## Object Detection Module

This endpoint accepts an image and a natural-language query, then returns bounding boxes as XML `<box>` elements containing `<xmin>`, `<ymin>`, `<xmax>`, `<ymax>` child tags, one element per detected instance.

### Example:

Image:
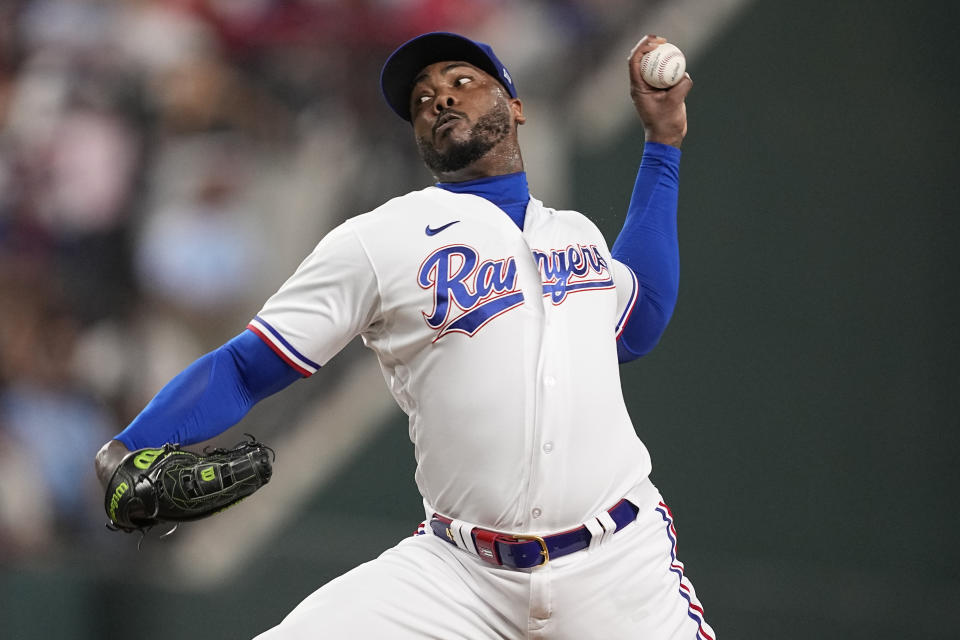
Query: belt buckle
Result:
<box><xmin>510</xmin><ymin>534</ymin><xmax>550</xmax><ymax>567</ymax></box>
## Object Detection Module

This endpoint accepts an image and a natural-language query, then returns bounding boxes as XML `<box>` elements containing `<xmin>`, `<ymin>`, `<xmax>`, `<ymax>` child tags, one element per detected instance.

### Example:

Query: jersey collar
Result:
<box><xmin>435</xmin><ymin>172</ymin><xmax>530</xmax><ymax>230</ymax></box>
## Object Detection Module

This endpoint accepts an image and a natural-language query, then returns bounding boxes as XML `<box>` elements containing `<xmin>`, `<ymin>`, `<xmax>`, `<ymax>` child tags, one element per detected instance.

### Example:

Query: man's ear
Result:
<box><xmin>511</xmin><ymin>98</ymin><xmax>526</xmax><ymax>126</ymax></box>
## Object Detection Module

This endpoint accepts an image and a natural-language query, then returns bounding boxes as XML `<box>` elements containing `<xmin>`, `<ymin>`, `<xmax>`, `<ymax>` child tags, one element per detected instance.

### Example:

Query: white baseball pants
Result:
<box><xmin>254</xmin><ymin>484</ymin><xmax>715</xmax><ymax>639</ymax></box>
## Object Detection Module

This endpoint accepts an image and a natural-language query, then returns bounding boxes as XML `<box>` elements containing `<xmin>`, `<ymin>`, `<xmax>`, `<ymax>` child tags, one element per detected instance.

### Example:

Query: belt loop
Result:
<box><xmin>584</xmin><ymin>517</ymin><xmax>605</xmax><ymax>552</ymax></box>
<box><xmin>596</xmin><ymin>510</ymin><xmax>617</xmax><ymax>546</ymax></box>
<box><xmin>448</xmin><ymin>519</ymin><xmax>477</xmax><ymax>554</ymax></box>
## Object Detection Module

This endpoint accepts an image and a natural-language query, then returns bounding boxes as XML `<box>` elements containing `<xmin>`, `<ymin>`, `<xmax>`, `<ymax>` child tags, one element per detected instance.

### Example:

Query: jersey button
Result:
<box><xmin>542</xmin><ymin>441</ymin><xmax>554</xmax><ymax>453</ymax></box>
<box><xmin>531</xmin><ymin>507</ymin><xmax>542</xmax><ymax>519</ymax></box>
<box><xmin>544</xmin><ymin>375</ymin><xmax>556</xmax><ymax>387</ymax></box>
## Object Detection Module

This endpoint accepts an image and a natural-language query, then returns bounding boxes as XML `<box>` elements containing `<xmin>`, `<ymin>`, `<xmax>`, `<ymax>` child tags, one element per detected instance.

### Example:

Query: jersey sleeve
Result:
<box><xmin>610</xmin><ymin>258</ymin><xmax>641</xmax><ymax>339</ymax></box>
<box><xmin>115</xmin><ymin>330</ymin><xmax>301</xmax><ymax>449</ymax></box>
<box><xmin>610</xmin><ymin>142</ymin><xmax>682</xmax><ymax>362</ymax></box>
<box><xmin>248</xmin><ymin>221</ymin><xmax>380</xmax><ymax>375</ymax></box>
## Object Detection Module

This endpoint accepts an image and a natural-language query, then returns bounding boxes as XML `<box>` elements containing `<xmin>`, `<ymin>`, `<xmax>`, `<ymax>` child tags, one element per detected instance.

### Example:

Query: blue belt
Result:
<box><xmin>429</xmin><ymin>499</ymin><xmax>639</xmax><ymax>569</ymax></box>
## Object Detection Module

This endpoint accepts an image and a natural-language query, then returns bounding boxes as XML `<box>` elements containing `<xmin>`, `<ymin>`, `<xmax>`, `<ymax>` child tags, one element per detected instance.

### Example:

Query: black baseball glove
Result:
<box><xmin>105</xmin><ymin>435</ymin><xmax>274</xmax><ymax>534</ymax></box>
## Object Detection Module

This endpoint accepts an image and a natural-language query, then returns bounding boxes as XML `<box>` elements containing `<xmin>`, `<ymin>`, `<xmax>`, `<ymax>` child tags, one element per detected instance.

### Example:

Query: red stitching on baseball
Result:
<box><xmin>640</xmin><ymin>54</ymin><xmax>651</xmax><ymax>78</ymax></box>
<box><xmin>657</xmin><ymin>51</ymin><xmax>679</xmax><ymax>84</ymax></box>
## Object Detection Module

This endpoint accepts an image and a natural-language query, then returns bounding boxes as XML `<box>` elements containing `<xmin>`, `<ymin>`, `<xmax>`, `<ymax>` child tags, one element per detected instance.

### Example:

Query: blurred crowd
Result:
<box><xmin>0</xmin><ymin>0</ymin><xmax>641</xmax><ymax>561</ymax></box>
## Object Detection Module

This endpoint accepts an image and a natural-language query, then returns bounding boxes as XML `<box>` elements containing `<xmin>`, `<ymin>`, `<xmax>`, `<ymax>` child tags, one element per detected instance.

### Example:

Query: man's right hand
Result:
<box><xmin>628</xmin><ymin>35</ymin><xmax>693</xmax><ymax>148</ymax></box>
<box><xmin>95</xmin><ymin>439</ymin><xmax>131</xmax><ymax>488</ymax></box>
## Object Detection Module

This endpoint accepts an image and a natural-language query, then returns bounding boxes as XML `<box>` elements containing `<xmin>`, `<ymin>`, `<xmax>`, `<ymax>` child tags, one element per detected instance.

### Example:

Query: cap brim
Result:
<box><xmin>380</xmin><ymin>32</ymin><xmax>511</xmax><ymax>122</ymax></box>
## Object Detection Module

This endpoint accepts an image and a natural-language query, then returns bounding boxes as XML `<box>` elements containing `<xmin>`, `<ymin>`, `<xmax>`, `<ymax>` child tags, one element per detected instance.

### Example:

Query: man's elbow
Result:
<box><xmin>616</xmin><ymin>303</ymin><xmax>674</xmax><ymax>363</ymax></box>
<box><xmin>617</xmin><ymin>333</ymin><xmax>660</xmax><ymax>363</ymax></box>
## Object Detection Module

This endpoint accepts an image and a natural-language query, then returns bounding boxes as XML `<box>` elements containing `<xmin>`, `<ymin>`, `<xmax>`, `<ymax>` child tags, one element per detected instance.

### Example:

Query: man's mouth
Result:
<box><xmin>433</xmin><ymin>111</ymin><xmax>465</xmax><ymax>137</ymax></box>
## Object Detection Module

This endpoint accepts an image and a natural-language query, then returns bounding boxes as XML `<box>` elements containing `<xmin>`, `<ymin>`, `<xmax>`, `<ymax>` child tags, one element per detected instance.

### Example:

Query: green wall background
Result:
<box><xmin>3</xmin><ymin>1</ymin><xmax>958</xmax><ymax>638</ymax></box>
<box><xmin>573</xmin><ymin>1</ymin><xmax>960</xmax><ymax>636</ymax></box>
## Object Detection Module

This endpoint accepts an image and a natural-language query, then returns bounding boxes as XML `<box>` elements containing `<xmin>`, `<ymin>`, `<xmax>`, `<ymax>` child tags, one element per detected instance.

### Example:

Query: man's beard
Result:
<box><xmin>416</xmin><ymin>102</ymin><xmax>512</xmax><ymax>175</ymax></box>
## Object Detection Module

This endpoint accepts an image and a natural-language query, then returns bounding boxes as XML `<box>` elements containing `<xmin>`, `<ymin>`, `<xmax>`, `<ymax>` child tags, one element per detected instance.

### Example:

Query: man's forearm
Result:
<box><xmin>95</xmin><ymin>330</ymin><xmax>301</xmax><ymax>484</ymax></box>
<box><xmin>612</xmin><ymin>142</ymin><xmax>681</xmax><ymax>361</ymax></box>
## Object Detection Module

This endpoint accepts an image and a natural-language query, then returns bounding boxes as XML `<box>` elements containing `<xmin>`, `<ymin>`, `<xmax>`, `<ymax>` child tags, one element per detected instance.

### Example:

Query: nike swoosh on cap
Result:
<box><xmin>425</xmin><ymin>221</ymin><xmax>460</xmax><ymax>236</ymax></box>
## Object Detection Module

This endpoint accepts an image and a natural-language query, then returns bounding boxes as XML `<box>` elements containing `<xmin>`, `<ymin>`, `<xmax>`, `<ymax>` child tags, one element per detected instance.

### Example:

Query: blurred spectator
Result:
<box><xmin>0</xmin><ymin>273</ymin><xmax>117</xmax><ymax>556</ymax></box>
<box><xmin>0</xmin><ymin>426</ymin><xmax>55</xmax><ymax>558</ymax></box>
<box><xmin>135</xmin><ymin>133</ymin><xmax>262</xmax><ymax>322</ymax></box>
<box><xmin>40</xmin><ymin>92</ymin><xmax>139</xmax><ymax>236</ymax></box>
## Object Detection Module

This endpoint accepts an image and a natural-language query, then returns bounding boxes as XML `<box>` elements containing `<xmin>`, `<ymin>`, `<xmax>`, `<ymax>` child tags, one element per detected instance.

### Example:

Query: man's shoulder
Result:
<box><xmin>333</xmin><ymin>186</ymin><xmax>481</xmax><ymax>260</ymax></box>
<box><xmin>349</xmin><ymin>185</ymin><xmax>516</xmax><ymax>235</ymax></box>
<box><xmin>530</xmin><ymin>197</ymin><xmax>604</xmax><ymax>234</ymax></box>
<box><xmin>340</xmin><ymin>187</ymin><xmax>444</xmax><ymax>229</ymax></box>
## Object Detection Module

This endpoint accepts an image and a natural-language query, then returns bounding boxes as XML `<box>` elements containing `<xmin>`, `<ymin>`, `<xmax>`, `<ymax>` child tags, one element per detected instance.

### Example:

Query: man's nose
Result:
<box><xmin>433</xmin><ymin>93</ymin><xmax>456</xmax><ymax>113</ymax></box>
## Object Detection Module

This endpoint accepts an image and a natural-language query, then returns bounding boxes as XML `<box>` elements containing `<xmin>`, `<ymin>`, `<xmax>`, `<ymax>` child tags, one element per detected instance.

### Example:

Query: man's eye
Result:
<box><xmin>417</xmin><ymin>95</ymin><xmax>432</xmax><ymax>104</ymax></box>
<box><xmin>455</xmin><ymin>77</ymin><xmax>472</xmax><ymax>86</ymax></box>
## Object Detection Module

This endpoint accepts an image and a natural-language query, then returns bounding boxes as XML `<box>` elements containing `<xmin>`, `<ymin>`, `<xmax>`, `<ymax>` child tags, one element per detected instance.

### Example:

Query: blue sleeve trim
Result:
<box><xmin>115</xmin><ymin>329</ymin><xmax>301</xmax><ymax>449</ymax></box>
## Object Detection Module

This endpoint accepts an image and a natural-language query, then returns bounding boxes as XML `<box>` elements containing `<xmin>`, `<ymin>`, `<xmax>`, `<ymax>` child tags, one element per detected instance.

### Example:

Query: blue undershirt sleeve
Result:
<box><xmin>611</xmin><ymin>142</ymin><xmax>682</xmax><ymax>363</ymax></box>
<box><xmin>114</xmin><ymin>329</ymin><xmax>302</xmax><ymax>450</ymax></box>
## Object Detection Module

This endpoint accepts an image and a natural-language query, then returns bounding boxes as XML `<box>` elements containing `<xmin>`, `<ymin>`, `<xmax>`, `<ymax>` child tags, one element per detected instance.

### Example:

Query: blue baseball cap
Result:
<box><xmin>380</xmin><ymin>32</ymin><xmax>518</xmax><ymax>122</ymax></box>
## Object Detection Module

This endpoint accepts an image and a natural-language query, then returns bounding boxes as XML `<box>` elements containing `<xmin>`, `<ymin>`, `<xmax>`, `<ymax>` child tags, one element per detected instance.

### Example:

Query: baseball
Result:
<box><xmin>639</xmin><ymin>42</ymin><xmax>686</xmax><ymax>89</ymax></box>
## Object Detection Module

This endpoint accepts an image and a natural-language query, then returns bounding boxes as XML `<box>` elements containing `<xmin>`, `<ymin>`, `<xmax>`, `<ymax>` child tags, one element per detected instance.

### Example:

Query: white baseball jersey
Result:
<box><xmin>249</xmin><ymin>186</ymin><xmax>649</xmax><ymax>534</ymax></box>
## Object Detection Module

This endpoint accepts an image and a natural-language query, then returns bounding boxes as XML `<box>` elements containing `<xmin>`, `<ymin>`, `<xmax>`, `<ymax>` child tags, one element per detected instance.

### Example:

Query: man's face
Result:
<box><xmin>409</xmin><ymin>61</ymin><xmax>520</xmax><ymax>176</ymax></box>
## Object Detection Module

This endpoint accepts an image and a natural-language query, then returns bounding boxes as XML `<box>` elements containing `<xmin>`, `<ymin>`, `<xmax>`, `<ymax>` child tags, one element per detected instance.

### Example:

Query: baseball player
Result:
<box><xmin>95</xmin><ymin>32</ymin><xmax>712</xmax><ymax>639</ymax></box>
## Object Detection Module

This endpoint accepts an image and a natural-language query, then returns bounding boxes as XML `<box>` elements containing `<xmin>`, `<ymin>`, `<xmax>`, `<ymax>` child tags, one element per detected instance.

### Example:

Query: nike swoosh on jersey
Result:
<box><xmin>425</xmin><ymin>221</ymin><xmax>460</xmax><ymax>236</ymax></box>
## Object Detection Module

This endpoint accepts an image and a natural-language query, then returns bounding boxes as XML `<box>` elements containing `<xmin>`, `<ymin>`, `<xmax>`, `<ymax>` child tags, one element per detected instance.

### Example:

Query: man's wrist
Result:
<box><xmin>641</xmin><ymin>141</ymin><xmax>683</xmax><ymax>163</ymax></box>
<box><xmin>644</xmin><ymin>130</ymin><xmax>684</xmax><ymax>148</ymax></box>
<box><xmin>95</xmin><ymin>439</ymin><xmax>131</xmax><ymax>488</ymax></box>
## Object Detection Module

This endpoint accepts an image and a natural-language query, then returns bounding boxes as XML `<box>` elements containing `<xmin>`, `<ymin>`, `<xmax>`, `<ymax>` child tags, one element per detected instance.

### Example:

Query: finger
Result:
<box><xmin>666</xmin><ymin>73</ymin><xmax>693</xmax><ymax>100</ymax></box>
<box><xmin>628</xmin><ymin>34</ymin><xmax>668</xmax><ymax>64</ymax></box>
<box><xmin>628</xmin><ymin>35</ymin><xmax>666</xmax><ymax>62</ymax></box>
